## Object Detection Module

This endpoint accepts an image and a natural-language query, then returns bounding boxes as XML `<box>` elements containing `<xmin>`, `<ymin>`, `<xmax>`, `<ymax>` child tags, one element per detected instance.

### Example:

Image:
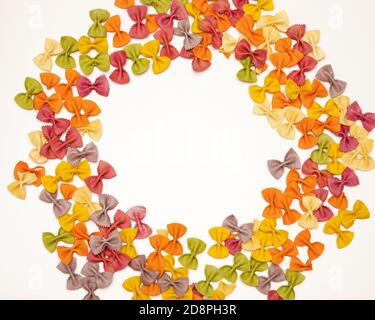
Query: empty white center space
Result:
<box><xmin>98</xmin><ymin>56</ymin><xmax>295</xmax><ymax>234</ymax></box>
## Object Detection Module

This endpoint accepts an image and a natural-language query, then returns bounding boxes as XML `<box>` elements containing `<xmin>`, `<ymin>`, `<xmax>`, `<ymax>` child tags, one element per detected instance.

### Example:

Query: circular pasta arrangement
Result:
<box><xmin>7</xmin><ymin>0</ymin><xmax>375</xmax><ymax>300</ymax></box>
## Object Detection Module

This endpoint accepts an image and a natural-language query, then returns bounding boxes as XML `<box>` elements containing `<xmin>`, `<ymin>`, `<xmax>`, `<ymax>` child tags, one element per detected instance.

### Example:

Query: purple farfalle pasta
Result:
<box><xmin>158</xmin><ymin>273</ymin><xmax>189</xmax><ymax>297</ymax></box>
<box><xmin>67</xmin><ymin>142</ymin><xmax>99</xmax><ymax>167</ymax></box>
<box><xmin>222</xmin><ymin>215</ymin><xmax>253</xmax><ymax>243</ymax></box>
<box><xmin>316</xmin><ymin>64</ymin><xmax>347</xmax><ymax>98</ymax></box>
<box><xmin>129</xmin><ymin>255</ymin><xmax>159</xmax><ymax>285</ymax></box>
<box><xmin>56</xmin><ymin>257</ymin><xmax>82</xmax><ymax>290</ymax></box>
<box><xmin>90</xmin><ymin>230</ymin><xmax>122</xmax><ymax>255</ymax></box>
<box><xmin>257</xmin><ymin>264</ymin><xmax>285</xmax><ymax>295</ymax></box>
<box><xmin>91</xmin><ymin>194</ymin><xmax>119</xmax><ymax>227</ymax></box>
<box><xmin>39</xmin><ymin>189</ymin><xmax>71</xmax><ymax>218</ymax></box>
<box><xmin>174</xmin><ymin>19</ymin><xmax>202</xmax><ymax>50</ymax></box>
<box><xmin>267</xmin><ymin>148</ymin><xmax>301</xmax><ymax>180</ymax></box>
<box><xmin>81</xmin><ymin>262</ymin><xmax>113</xmax><ymax>289</ymax></box>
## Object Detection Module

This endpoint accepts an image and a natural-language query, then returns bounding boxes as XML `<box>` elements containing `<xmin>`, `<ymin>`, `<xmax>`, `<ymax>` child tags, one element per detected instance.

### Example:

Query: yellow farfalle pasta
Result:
<box><xmin>277</xmin><ymin>107</ymin><xmax>305</xmax><ymax>140</ymax></box>
<box><xmin>298</xmin><ymin>196</ymin><xmax>322</xmax><ymax>230</ymax></box>
<box><xmin>252</xmin><ymin>99</ymin><xmax>284</xmax><ymax>129</ymax></box>
<box><xmin>249</xmin><ymin>76</ymin><xmax>280</xmax><ymax>103</ymax></box>
<box><xmin>28</xmin><ymin>131</ymin><xmax>47</xmax><ymax>164</ymax></box>
<box><xmin>257</xmin><ymin>10</ymin><xmax>289</xmax><ymax>32</ymax></box>
<box><xmin>207</xmin><ymin>227</ymin><xmax>231</xmax><ymax>259</ymax></box>
<box><xmin>302</xmin><ymin>30</ymin><xmax>325</xmax><ymax>61</ymax></box>
<box><xmin>120</xmin><ymin>228</ymin><xmax>138</xmax><ymax>258</ymax></box>
<box><xmin>72</xmin><ymin>186</ymin><xmax>101</xmax><ymax>215</ymax></box>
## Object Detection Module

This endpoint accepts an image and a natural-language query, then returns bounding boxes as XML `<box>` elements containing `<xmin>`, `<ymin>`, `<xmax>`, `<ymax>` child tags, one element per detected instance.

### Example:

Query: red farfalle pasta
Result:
<box><xmin>199</xmin><ymin>16</ymin><xmax>223</xmax><ymax>49</ymax></box>
<box><xmin>286</xmin><ymin>24</ymin><xmax>312</xmax><ymax>55</ymax></box>
<box><xmin>40</xmin><ymin>126</ymin><xmax>83</xmax><ymax>160</ymax></box>
<box><xmin>109</xmin><ymin>51</ymin><xmax>130</xmax><ymax>84</ymax></box>
<box><xmin>84</xmin><ymin>160</ymin><xmax>117</xmax><ymax>194</ymax></box>
<box><xmin>235</xmin><ymin>39</ymin><xmax>267</xmax><ymax>68</ymax></box>
<box><xmin>127</xmin><ymin>5</ymin><xmax>150</xmax><ymax>39</ymax></box>
<box><xmin>156</xmin><ymin>0</ymin><xmax>187</xmax><ymax>28</ymax></box>
<box><xmin>154</xmin><ymin>27</ymin><xmax>179</xmax><ymax>60</ymax></box>
<box><xmin>288</xmin><ymin>55</ymin><xmax>317</xmax><ymax>86</ymax></box>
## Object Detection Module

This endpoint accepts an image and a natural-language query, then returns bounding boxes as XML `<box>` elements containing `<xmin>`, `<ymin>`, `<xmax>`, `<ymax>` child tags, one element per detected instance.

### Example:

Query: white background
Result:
<box><xmin>0</xmin><ymin>0</ymin><xmax>374</xmax><ymax>300</ymax></box>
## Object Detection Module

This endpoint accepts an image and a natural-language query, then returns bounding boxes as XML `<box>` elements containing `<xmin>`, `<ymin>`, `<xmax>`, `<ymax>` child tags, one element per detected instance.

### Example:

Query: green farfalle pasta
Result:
<box><xmin>178</xmin><ymin>237</ymin><xmax>206</xmax><ymax>270</ymax></box>
<box><xmin>141</xmin><ymin>0</ymin><xmax>171</xmax><ymax>13</ymax></box>
<box><xmin>219</xmin><ymin>253</ymin><xmax>250</xmax><ymax>283</ymax></box>
<box><xmin>56</xmin><ymin>36</ymin><xmax>78</xmax><ymax>69</ymax></box>
<box><xmin>125</xmin><ymin>44</ymin><xmax>150</xmax><ymax>75</ymax></box>
<box><xmin>276</xmin><ymin>269</ymin><xmax>305</xmax><ymax>300</ymax></box>
<box><xmin>42</xmin><ymin>228</ymin><xmax>74</xmax><ymax>253</ymax></box>
<box><xmin>79</xmin><ymin>52</ymin><xmax>110</xmax><ymax>75</ymax></box>
<box><xmin>237</xmin><ymin>57</ymin><xmax>257</xmax><ymax>83</ymax></box>
<box><xmin>196</xmin><ymin>265</ymin><xmax>223</xmax><ymax>297</ymax></box>
<box><xmin>311</xmin><ymin>133</ymin><xmax>334</xmax><ymax>165</ymax></box>
<box><xmin>14</xmin><ymin>77</ymin><xmax>43</xmax><ymax>110</ymax></box>
<box><xmin>88</xmin><ymin>9</ymin><xmax>110</xmax><ymax>38</ymax></box>
<box><xmin>240</xmin><ymin>258</ymin><xmax>269</xmax><ymax>287</ymax></box>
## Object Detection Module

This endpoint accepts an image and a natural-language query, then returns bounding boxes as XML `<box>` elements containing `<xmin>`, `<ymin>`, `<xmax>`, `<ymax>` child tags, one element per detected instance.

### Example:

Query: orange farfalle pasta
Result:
<box><xmin>165</xmin><ymin>223</ymin><xmax>187</xmax><ymax>256</ymax></box>
<box><xmin>193</xmin><ymin>0</ymin><xmax>209</xmax><ymax>14</ymax></box>
<box><xmin>146</xmin><ymin>14</ymin><xmax>159</xmax><ymax>33</ymax></box>
<box><xmin>40</xmin><ymin>72</ymin><xmax>61</xmax><ymax>89</ymax></box>
<box><xmin>261</xmin><ymin>188</ymin><xmax>283</xmax><ymax>219</ymax></box>
<box><xmin>290</xmin><ymin>229</ymin><xmax>324</xmax><ymax>272</ymax></box>
<box><xmin>295</xmin><ymin>118</ymin><xmax>317</xmax><ymax>149</ymax></box>
<box><xmin>204</xmin><ymin>3</ymin><xmax>231</xmax><ymax>33</ymax></box>
<box><xmin>312</xmin><ymin>116</ymin><xmax>341</xmax><ymax>136</ymax></box>
<box><xmin>140</xmin><ymin>281</ymin><xmax>161</xmax><ymax>297</ymax></box>
<box><xmin>146</xmin><ymin>235</ymin><xmax>169</xmax><ymax>275</ymax></box>
<box><xmin>272</xmin><ymin>91</ymin><xmax>302</xmax><ymax>109</ymax></box>
<box><xmin>235</xmin><ymin>15</ymin><xmax>265</xmax><ymax>47</ymax></box>
<box><xmin>71</xmin><ymin>222</ymin><xmax>90</xmax><ymax>241</ymax></box>
<box><xmin>328</xmin><ymin>192</ymin><xmax>348</xmax><ymax>210</ymax></box>
<box><xmin>114</xmin><ymin>0</ymin><xmax>135</xmax><ymax>9</ymax></box>
<box><xmin>64</xmin><ymin>96</ymin><xmax>101</xmax><ymax>128</ymax></box>
<box><xmin>192</xmin><ymin>32</ymin><xmax>212</xmax><ymax>62</ymax></box>
<box><xmin>33</xmin><ymin>91</ymin><xmax>63</xmax><ymax>113</ymax></box>
<box><xmin>104</xmin><ymin>15</ymin><xmax>131</xmax><ymax>48</ymax></box>
<box><xmin>285</xmin><ymin>169</ymin><xmax>317</xmax><ymax>201</ymax></box>
<box><xmin>57</xmin><ymin>239</ymin><xmax>88</xmax><ymax>265</ymax></box>
<box><xmin>60</xmin><ymin>183</ymin><xmax>78</xmax><ymax>200</ymax></box>
<box><xmin>274</xmin><ymin>191</ymin><xmax>301</xmax><ymax>225</ymax></box>
<box><xmin>275</xmin><ymin>38</ymin><xmax>303</xmax><ymax>67</ymax></box>
<box><xmin>55</xmin><ymin>69</ymin><xmax>81</xmax><ymax>100</ymax></box>
<box><xmin>300</xmin><ymin>79</ymin><xmax>328</xmax><ymax>109</ymax></box>
<box><xmin>268</xmin><ymin>53</ymin><xmax>290</xmax><ymax>84</ymax></box>
<box><xmin>13</xmin><ymin>161</ymin><xmax>45</xmax><ymax>187</ymax></box>
<box><xmin>269</xmin><ymin>239</ymin><xmax>298</xmax><ymax>265</ymax></box>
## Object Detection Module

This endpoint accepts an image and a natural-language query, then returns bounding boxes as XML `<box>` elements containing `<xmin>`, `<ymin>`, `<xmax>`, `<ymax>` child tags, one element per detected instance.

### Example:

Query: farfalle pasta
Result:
<box><xmin>7</xmin><ymin>0</ymin><xmax>374</xmax><ymax>301</ymax></box>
